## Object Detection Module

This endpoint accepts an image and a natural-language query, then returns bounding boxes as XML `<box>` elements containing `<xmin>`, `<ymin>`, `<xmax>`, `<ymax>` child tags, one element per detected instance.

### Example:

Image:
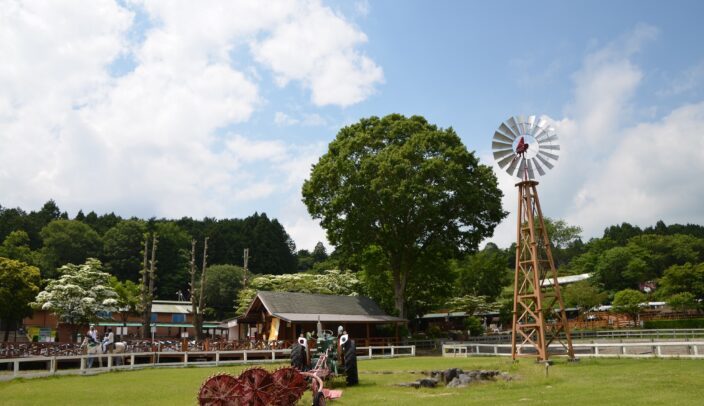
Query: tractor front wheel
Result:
<box><xmin>290</xmin><ymin>343</ymin><xmax>307</xmax><ymax>370</ymax></box>
<box><xmin>343</xmin><ymin>339</ymin><xmax>358</xmax><ymax>386</ymax></box>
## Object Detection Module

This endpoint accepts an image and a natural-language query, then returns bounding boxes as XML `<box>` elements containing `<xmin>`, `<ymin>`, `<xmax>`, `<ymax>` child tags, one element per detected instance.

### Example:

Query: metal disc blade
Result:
<box><xmin>506</xmin><ymin>156</ymin><xmax>520</xmax><ymax>175</ymax></box>
<box><xmin>493</xmin><ymin>148</ymin><xmax>515</xmax><ymax>161</ymax></box>
<box><xmin>493</xmin><ymin>131</ymin><xmax>514</xmax><ymax>144</ymax></box>
<box><xmin>538</xmin><ymin>144</ymin><xmax>560</xmax><ymax>151</ymax></box>
<box><xmin>527</xmin><ymin>116</ymin><xmax>538</xmax><ymax>136</ymax></box>
<box><xmin>492</xmin><ymin>140</ymin><xmax>513</xmax><ymax>150</ymax></box>
<box><xmin>517</xmin><ymin>115</ymin><xmax>527</xmax><ymax>135</ymax></box>
<box><xmin>526</xmin><ymin>159</ymin><xmax>535</xmax><ymax>179</ymax></box>
<box><xmin>507</xmin><ymin>117</ymin><xmax>521</xmax><ymax>137</ymax></box>
<box><xmin>497</xmin><ymin>153</ymin><xmax>515</xmax><ymax>169</ymax></box>
<box><xmin>498</xmin><ymin>122</ymin><xmax>518</xmax><ymax>140</ymax></box>
<box><xmin>538</xmin><ymin>150</ymin><xmax>559</xmax><ymax>161</ymax></box>
<box><xmin>515</xmin><ymin>157</ymin><xmax>526</xmax><ymax>177</ymax></box>
<box><xmin>531</xmin><ymin>158</ymin><xmax>545</xmax><ymax>176</ymax></box>
<box><xmin>536</xmin><ymin>154</ymin><xmax>554</xmax><ymax>170</ymax></box>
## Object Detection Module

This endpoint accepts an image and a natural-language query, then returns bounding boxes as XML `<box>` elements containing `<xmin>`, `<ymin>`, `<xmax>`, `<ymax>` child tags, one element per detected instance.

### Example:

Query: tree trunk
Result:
<box><xmin>196</xmin><ymin>237</ymin><xmax>209</xmax><ymax>340</ymax></box>
<box><xmin>391</xmin><ymin>263</ymin><xmax>409</xmax><ymax>319</ymax></box>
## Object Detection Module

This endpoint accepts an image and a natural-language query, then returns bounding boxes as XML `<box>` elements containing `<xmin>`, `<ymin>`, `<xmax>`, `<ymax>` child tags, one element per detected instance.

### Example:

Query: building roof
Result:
<box><xmin>239</xmin><ymin>291</ymin><xmax>406</xmax><ymax>324</ymax></box>
<box><xmin>151</xmin><ymin>300</ymin><xmax>192</xmax><ymax>314</ymax></box>
<box><xmin>542</xmin><ymin>272</ymin><xmax>591</xmax><ymax>286</ymax></box>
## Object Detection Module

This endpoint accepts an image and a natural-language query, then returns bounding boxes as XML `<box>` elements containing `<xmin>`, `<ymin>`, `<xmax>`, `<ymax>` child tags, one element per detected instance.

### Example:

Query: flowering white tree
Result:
<box><xmin>33</xmin><ymin>258</ymin><xmax>118</xmax><ymax>341</ymax></box>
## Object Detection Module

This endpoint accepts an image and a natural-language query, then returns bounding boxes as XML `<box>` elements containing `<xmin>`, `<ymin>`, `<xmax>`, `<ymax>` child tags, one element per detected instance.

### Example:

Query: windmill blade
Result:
<box><xmin>496</xmin><ymin>153</ymin><xmax>515</xmax><ymax>169</ymax></box>
<box><xmin>506</xmin><ymin>156</ymin><xmax>520</xmax><ymax>175</ymax></box>
<box><xmin>531</xmin><ymin>158</ymin><xmax>546</xmax><ymax>176</ymax></box>
<box><xmin>516</xmin><ymin>157</ymin><xmax>526</xmax><ymax>177</ymax></box>
<box><xmin>493</xmin><ymin>131</ymin><xmax>514</xmax><ymax>144</ymax></box>
<box><xmin>516</xmin><ymin>115</ymin><xmax>526</xmax><ymax>134</ymax></box>
<box><xmin>507</xmin><ymin>116</ymin><xmax>521</xmax><ymax>137</ymax></box>
<box><xmin>493</xmin><ymin>148</ymin><xmax>514</xmax><ymax>161</ymax></box>
<box><xmin>536</xmin><ymin>154</ymin><xmax>554</xmax><ymax>170</ymax></box>
<box><xmin>527</xmin><ymin>115</ymin><xmax>536</xmax><ymax>134</ymax></box>
<box><xmin>538</xmin><ymin>150</ymin><xmax>559</xmax><ymax>161</ymax></box>
<box><xmin>526</xmin><ymin>159</ymin><xmax>535</xmax><ymax>179</ymax></box>
<box><xmin>538</xmin><ymin>144</ymin><xmax>560</xmax><ymax>151</ymax></box>
<box><xmin>499</xmin><ymin>122</ymin><xmax>519</xmax><ymax>139</ymax></box>
<box><xmin>492</xmin><ymin>140</ymin><xmax>513</xmax><ymax>150</ymax></box>
<box><xmin>497</xmin><ymin>153</ymin><xmax>515</xmax><ymax>169</ymax></box>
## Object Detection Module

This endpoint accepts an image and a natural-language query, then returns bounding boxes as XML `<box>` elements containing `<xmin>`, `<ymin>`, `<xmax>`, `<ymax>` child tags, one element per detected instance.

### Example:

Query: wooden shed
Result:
<box><xmin>231</xmin><ymin>291</ymin><xmax>407</xmax><ymax>345</ymax></box>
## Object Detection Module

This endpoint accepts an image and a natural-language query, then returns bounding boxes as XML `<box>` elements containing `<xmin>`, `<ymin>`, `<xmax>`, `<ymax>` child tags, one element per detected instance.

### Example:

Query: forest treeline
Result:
<box><xmin>2</xmin><ymin>200</ymin><xmax>704</xmax><ymax>323</ymax></box>
<box><xmin>0</xmin><ymin>200</ymin><xmax>333</xmax><ymax>299</ymax></box>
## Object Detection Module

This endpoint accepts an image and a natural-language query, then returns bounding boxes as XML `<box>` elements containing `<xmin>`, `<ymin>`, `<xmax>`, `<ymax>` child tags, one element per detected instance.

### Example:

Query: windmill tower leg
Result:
<box><xmin>511</xmin><ymin>180</ymin><xmax>575</xmax><ymax>361</ymax></box>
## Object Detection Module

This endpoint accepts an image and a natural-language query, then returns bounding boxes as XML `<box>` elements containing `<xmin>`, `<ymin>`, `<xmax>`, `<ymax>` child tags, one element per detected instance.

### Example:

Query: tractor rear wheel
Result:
<box><xmin>290</xmin><ymin>343</ymin><xmax>307</xmax><ymax>370</ymax></box>
<box><xmin>343</xmin><ymin>339</ymin><xmax>358</xmax><ymax>385</ymax></box>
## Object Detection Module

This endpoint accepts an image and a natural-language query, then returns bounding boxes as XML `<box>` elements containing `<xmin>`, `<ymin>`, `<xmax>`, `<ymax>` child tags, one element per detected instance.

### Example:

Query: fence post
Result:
<box><xmin>411</xmin><ymin>345</ymin><xmax>415</xmax><ymax>356</ymax></box>
<box><xmin>216</xmin><ymin>352</ymin><xmax>220</xmax><ymax>366</ymax></box>
<box><xmin>130</xmin><ymin>354</ymin><xmax>135</xmax><ymax>369</ymax></box>
<box><xmin>271</xmin><ymin>350</ymin><xmax>275</xmax><ymax>362</ymax></box>
<box><xmin>184</xmin><ymin>352</ymin><xmax>188</xmax><ymax>366</ymax></box>
<box><xmin>243</xmin><ymin>351</ymin><xmax>248</xmax><ymax>362</ymax></box>
<box><xmin>368</xmin><ymin>347</ymin><xmax>372</xmax><ymax>358</ymax></box>
<box><xmin>80</xmin><ymin>356</ymin><xmax>86</xmax><ymax>373</ymax></box>
<box><xmin>391</xmin><ymin>346</ymin><xmax>395</xmax><ymax>357</ymax></box>
<box><xmin>13</xmin><ymin>360</ymin><xmax>19</xmax><ymax>377</ymax></box>
<box><xmin>107</xmin><ymin>354</ymin><xmax>113</xmax><ymax>370</ymax></box>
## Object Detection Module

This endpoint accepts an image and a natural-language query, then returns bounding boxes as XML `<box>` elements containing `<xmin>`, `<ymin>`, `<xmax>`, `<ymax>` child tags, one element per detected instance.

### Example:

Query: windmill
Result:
<box><xmin>492</xmin><ymin>115</ymin><xmax>575</xmax><ymax>362</ymax></box>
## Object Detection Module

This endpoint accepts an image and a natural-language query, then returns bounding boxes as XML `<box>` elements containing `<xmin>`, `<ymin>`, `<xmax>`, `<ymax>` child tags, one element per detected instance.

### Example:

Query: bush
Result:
<box><xmin>464</xmin><ymin>316</ymin><xmax>484</xmax><ymax>337</ymax></box>
<box><xmin>643</xmin><ymin>319</ymin><xmax>704</xmax><ymax>329</ymax></box>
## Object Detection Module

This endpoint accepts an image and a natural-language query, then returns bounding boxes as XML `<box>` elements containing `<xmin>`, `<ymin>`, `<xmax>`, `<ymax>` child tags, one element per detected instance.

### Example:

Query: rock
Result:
<box><xmin>418</xmin><ymin>378</ymin><xmax>438</xmax><ymax>388</ymax></box>
<box><xmin>446</xmin><ymin>377</ymin><xmax>462</xmax><ymax>388</ymax></box>
<box><xmin>458</xmin><ymin>373</ymin><xmax>472</xmax><ymax>385</ymax></box>
<box><xmin>443</xmin><ymin>368</ymin><xmax>461</xmax><ymax>384</ymax></box>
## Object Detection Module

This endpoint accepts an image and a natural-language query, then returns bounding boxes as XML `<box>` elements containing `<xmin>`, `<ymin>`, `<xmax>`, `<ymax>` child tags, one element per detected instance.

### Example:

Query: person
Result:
<box><xmin>87</xmin><ymin>324</ymin><xmax>98</xmax><ymax>345</ymax></box>
<box><xmin>102</xmin><ymin>328</ymin><xmax>115</xmax><ymax>353</ymax></box>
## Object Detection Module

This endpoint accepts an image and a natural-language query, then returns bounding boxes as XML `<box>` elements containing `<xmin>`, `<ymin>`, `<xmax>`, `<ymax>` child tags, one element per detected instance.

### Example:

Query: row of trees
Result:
<box><xmin>0</xmin><ymin>202</ymin><xmax>314</xmax><ymax>298</ymax></box>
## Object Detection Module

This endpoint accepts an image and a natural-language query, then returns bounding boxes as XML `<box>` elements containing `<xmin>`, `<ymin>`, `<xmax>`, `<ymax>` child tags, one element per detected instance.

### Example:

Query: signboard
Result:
<box><xmin>268</xmin><ymin>317</ymin><xmax>280</xmax><ymax>342</ymax></box>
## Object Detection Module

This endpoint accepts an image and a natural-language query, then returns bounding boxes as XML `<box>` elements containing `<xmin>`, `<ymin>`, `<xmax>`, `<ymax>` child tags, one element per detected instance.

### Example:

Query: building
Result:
<box><xmin>22</xmin><ymin>300</ymin><xmax>225</xmax><ymax>342</ymax></box>
<box><xmin>229</xmin><ymin>291</ymin><xmax>407</xmax><ymax>345</ymax></box>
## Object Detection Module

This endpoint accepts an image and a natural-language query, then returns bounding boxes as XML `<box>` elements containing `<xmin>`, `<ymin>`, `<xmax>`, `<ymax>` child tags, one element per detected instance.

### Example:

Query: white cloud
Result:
<box><xmin>252</xmin><ymin>0</ymin><xmax>383</xmax><ymax>107</ymax></box>
<box><xmin>0</xmin><ymin>0</ymin><xmax>380</xmax><ymax>250</ymax></box>
<box><xmin>275</xmin><ymin>111</ymin><xmax>327</xmax><ymax>127</ymax></box>
<box><xmin>489</xmin><ymin>24</ymin><xmax>704</xmax><ymax>247</ymax></box>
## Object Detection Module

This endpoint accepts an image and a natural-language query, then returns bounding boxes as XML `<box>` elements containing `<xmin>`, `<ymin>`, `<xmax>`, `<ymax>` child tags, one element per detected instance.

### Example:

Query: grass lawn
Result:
<box><xmin>1</xmin><ymin>356</ymin><xmax>703</xmax><ymax>405</ymax></box>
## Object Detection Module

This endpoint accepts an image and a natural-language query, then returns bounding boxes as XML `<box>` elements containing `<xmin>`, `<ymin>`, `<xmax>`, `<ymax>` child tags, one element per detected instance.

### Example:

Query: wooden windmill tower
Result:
<box><xmin>492</xmin><ymin>115</ymin><xmax>575</xmax><ymax>362</ymax></box>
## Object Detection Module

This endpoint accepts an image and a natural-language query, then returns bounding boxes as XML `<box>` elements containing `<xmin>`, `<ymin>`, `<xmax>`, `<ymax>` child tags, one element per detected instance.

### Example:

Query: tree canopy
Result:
<box><xmin>0</xmin><ymin>257</ymin><xmax>41</xmax><ymax>341</ymax></box>
<box><xmin>33</xmin><ymin>258</ymin><xmax>117</xmax><ymax>337</ymax></box>
<box><xmin>302</xmin><ymin>114</ymin><xmax>505</xmax><ymax>317</ymax></box>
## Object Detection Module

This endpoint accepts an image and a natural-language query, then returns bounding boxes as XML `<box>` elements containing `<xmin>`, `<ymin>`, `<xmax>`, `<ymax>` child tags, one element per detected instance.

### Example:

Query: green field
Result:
<box><xmin>1</xmin><ymin>356</ymin><xmax>702</xmax><ymax>405</ymax></box>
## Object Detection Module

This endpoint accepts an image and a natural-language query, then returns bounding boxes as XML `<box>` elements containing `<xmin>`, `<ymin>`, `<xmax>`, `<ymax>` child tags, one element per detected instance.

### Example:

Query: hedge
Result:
<box><xmin>643</xmin><ymin>319</ymin><xmax>704</xmax><ymax>329</ymax></box>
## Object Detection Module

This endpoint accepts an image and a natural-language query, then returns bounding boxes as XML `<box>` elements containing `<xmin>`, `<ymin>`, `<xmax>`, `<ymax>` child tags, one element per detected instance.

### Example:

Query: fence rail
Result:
<box><xmin>442</xmin><ymin>341</ymin><xmax>704</xmax><ymax>359</ymax></box>
<box><xmin>0</xmin><ymin>345</ymin><xmax>415</xmax><ymax>381</ymax></box>
<box><xmin>455</xmin><ymin>329</ymin><xmax>704</xmax><ymax>344</ymax></box>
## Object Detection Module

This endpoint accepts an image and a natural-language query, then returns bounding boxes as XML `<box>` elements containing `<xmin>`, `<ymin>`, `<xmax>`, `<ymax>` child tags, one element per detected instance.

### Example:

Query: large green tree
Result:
<box><xmin>451</xmin><ymin>243</ymin><xmax>510</xmax><ymax>301</ymax></box>
<box><xmin>302</xmin><ymin>114</ymin><xmax>505</xmax><ymax>317</ymax></box>
<box><xmin>102</xmin><ymin>220</ymin><xmax>147</xmax><ymax>281</ymax></box>
<box><xmin>199</xmin><ymin>264</ymin><xmax>244</xmax><ymax>320</ymax></box>
<box><xmin>39</xmin><ymin>219</ymin><xmax>102</xmax><ymax>278</ymax></box>
<box><xmin>0</xmin><ymin>258</ymin><xmax>41</xmax><ymax>341</ymax></box>
<box><xmin>0</xmin><ymin>230</ymin><xmax>41</xmax><ymax>267</ymax></box>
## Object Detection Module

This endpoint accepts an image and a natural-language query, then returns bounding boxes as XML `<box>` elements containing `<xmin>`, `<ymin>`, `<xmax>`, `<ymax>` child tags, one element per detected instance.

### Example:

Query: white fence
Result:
<box><xmin>442</xmin><ymin>342</ymin><xmax>704</xmax><ymax>359</ymax></box>
<box><xmin>0</xmin><ymin>345</ymin><xmax>415</xmax><ymax>381</ymax></box>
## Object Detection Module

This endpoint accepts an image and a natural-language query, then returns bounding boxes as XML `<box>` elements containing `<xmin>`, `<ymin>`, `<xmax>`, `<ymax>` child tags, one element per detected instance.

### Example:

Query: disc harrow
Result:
<box><xmin>197</xmin><ymin>367</ymin><xmax>309</xmax><ymax>406</ymax></box>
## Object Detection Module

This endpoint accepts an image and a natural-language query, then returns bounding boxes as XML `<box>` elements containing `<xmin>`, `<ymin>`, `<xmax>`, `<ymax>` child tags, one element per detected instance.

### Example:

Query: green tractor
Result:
<box><xmin>290</xmin><ymin>326</ymin><xmax>359</xmax><ymax>404</ymax></box>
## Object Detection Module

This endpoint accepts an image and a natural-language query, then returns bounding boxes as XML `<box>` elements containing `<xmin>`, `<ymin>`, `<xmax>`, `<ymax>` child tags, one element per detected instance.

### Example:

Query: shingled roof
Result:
<box><xmin>239</xmin><ymin>291</ymin><xmax>406</xmax><ymax>324</ymax></box>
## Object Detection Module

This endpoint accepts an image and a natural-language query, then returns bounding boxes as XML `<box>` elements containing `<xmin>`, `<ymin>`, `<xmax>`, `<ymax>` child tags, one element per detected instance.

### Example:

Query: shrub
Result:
<box><xmin>643</xmin><ymin>319</ymin><xmax>704</xmax><ymax>329</ymax></box>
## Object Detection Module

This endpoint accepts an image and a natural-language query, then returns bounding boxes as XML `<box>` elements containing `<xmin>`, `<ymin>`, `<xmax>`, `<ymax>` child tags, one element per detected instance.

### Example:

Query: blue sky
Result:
<box><xmin>2</xmin><ymin>0</ymin><xmax>703</xmax><ymax>250</ymax></box>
